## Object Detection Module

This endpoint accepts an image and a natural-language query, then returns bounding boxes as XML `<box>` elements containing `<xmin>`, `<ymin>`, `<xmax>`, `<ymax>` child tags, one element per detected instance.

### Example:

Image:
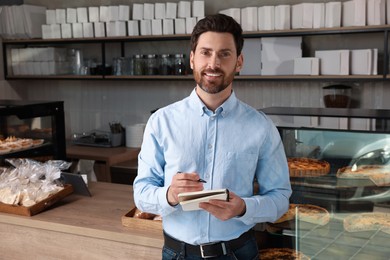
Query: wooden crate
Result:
<box><xmin>121</xmin><ymin>207</ymin><xmax>162</xmax><ymax>232</ymax></box>
<box><xmin>0</xmin><ymin>184</ymin><xmax>73</xmax><ymax>216</ymax></box>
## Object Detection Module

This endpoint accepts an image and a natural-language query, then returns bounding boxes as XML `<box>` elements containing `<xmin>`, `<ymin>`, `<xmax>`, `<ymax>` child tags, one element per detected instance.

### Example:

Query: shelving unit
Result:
<box><xmin>2</xmin><ymin>25</ymin><xmax>390</xmax><ymax>81</ymax></box>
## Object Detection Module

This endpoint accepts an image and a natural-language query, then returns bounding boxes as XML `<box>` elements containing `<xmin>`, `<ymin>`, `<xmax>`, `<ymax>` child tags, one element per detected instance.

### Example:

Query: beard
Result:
<box><xmin>194</xmin><ymin>67</ymin><xmax>235</xmax><ymax>94</ymax></box>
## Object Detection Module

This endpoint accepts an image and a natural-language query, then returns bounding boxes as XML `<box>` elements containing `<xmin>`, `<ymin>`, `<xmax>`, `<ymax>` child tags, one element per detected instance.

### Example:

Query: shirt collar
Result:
<box><xmin>189</xmin><ymin>87</ymin><xmax>237</xmax><ymax>118</ymax></box>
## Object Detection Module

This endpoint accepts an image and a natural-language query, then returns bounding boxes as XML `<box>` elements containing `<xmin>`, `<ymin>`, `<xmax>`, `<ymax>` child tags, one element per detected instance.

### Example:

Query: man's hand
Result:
<box><xmin>198</xmin><ymin>191</ymin><xmax>246</xmax><ymax>220</ymax></box>
<box><xmin>167</xmin><ymin>172</ymin><xmax>204</xmax><ymax>206</ymax></box>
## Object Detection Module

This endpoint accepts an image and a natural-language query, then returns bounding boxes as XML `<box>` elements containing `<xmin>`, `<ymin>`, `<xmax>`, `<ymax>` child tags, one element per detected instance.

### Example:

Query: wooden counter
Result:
<box><xmin>0</xmin><ymin>182</ymin><xmax>163</xmax><ymax>259</ymax></box>
<box><xmin>66</xmin><ymin>144</ymin><xmax>140</xmax><ymax>182</ymax></box>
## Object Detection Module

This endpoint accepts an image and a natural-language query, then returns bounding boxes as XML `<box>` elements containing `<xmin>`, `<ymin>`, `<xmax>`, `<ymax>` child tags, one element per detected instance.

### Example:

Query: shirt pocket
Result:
<box><xmin>222</xmin><ymin>152</ymin><xmax>258</xmax><ymax>194</ymax></box>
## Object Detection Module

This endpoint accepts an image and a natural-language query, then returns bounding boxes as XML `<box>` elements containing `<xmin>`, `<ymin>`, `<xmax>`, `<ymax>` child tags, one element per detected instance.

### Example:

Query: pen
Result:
<box><xmin>177</xmin><ymin>171</ymin><xmax>207</xmax><ymax>183</ymax></box>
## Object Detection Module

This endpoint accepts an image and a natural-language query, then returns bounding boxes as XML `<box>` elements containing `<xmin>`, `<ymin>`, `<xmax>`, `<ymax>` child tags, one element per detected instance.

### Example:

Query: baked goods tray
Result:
<box><xmin>121</xmin><ymin>207</ymin><xmax>162</xmax><ymax>232</ymax></box>
<box><xmin>0</xmin><ymin>184</ymin><xmax>73</xmax><ymax>216</ymax></box>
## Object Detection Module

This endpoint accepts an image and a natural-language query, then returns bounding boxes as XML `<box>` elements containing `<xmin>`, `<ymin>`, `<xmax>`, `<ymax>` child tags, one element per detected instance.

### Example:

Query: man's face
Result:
<box><xmin>190</xmin><ymin>32</ymin><xmax>243</xmax><ymax>94</ymax></box>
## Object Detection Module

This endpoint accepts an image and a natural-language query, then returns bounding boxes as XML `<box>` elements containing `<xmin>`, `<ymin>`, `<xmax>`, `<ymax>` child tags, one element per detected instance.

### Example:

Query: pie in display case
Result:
<box><xmin>0</xmin><ymin>100</ymin><xmax>66</xmax><ymax>165</ymax></box>
<box><xmin>258</xmin><ymin>107</ymin><xmax>390</xmax><ymax>259</ymax></box>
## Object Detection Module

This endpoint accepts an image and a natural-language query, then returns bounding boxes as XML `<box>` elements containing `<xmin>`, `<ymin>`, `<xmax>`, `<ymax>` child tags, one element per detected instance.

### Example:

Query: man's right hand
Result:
<box><xmin>167</xmin><ymin>172</ymin><xmax>204</xmax><ymax>206</ymax></box>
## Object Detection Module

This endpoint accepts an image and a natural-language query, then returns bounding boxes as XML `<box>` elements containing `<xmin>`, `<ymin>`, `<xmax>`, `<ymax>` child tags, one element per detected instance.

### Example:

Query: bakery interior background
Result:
<box><xmin>1</xmin><ymin>0</ymin><xmax>389</xmax><ymax>140</ymax></box>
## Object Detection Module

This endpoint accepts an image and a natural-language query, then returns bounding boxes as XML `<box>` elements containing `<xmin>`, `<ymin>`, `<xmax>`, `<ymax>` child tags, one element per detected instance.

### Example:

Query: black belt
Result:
<box><xmin>163</xmin><ymin>229</ymin><xmax>254</xmax><ymax>259</ymax></box>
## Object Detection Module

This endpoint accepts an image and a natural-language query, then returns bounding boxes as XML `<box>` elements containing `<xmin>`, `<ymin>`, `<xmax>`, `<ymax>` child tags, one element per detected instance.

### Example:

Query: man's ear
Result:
<box><xmin>190</xmin><ymin>51</ymin><xmax>194</xmax><ymax>69</ymax></box>
<box><xmin>235</xmin><ymin>54</ymin><xmax>243</xmax><ymax>72</ymax></box>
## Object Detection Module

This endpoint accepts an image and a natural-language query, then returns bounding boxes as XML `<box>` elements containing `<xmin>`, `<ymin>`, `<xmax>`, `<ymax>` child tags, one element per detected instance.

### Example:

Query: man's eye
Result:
<box><xmin>219</xmin><ymin>52</ymin><xmax>231</xmax><ymax>58</ymax></box>
<box><xmin>200</xmin><ymin>50</ymin><xmax>210</xmax><ymax>56</ymax></box>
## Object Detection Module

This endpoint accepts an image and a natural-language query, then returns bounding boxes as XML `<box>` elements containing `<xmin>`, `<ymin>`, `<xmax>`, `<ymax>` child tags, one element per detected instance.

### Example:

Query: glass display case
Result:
<box><xmin>258</xmin><ymin>107</ymin><xmax>390</xmax><ymax>259</ymax></box>
<box><xmin>0</xmin><ymin>100</ymin><xmax>66</xmax><ymax>165</ymax></box>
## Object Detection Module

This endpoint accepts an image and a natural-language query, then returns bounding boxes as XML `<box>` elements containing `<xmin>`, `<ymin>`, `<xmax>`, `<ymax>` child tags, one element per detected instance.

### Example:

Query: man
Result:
<box><xmin>133</xmin><ymin>14</ymin><xmax>292</xmax><ymax>259</ymax></box>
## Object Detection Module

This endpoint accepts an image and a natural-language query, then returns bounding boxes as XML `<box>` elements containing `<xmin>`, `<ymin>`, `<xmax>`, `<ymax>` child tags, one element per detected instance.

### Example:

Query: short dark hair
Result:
<box><xmin>190</xmin><ymin>14</ymin><xmax>244</xmax><ymax>56</ymax></box>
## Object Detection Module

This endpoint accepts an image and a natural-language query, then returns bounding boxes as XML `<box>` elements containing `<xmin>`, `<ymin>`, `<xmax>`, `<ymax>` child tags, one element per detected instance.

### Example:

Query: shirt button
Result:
<box><xmin>208</xmin><ymin>144</ymin><xmax>212</xmax><ymax>149</ymax></box>
<box><xmin>211</xmin><ymin>117</ymin><xmax>215</xmax><ymax>121</ymax></box>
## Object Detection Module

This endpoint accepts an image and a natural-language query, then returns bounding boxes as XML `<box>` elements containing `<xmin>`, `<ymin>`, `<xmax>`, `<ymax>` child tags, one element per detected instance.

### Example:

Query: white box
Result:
<box><xmin>61</xmin><ymin>23</ymin><xmax>72</xmax><ymax>38</ymax></box>
<box><xmin>99</xmin><ymin>6</ymin><xmax>109</xmax><ymax>22</ymax></box>
<box><xmin>241</xmin><ymin>7</ymin><xmax>258</xmax><ymax>31</ymax></box>
<box><xmin>240</xmin><ymin>38</ymin><xmax>262</xmax><ymax>75</ymax></box>
<box><xmin>41</xmin><ymin>24</ymin><xmax>52</xmax><ymax>39</ymax></box>
<box><xmin>192</xmin><ymin>1</ymin><xmax>205</xmax><ymax>17</ymax></box>
<box><xmin>367</xmin><ymin>0</ymin><xmax>386</xmax><ymax>25</ymax></box>
<box><xmin>72</xmin><ymin>23</ymin><xmax>83</xmax><ymax>38</ymax></box>
<box><xmin>128</xmin><ymin>20</ymin><xmax>139</xmax><ymax>36</ymax></box>
<box><xmin>108</xmin><ymin>6</ymin><xmax>119</xmax><ymax>22</ymax></box>
<box><xmin>275</xmin><ymin>5</ymin><xmax>291</xmax><ymax>30</ymax></box>
<box><xmin>94</xmin><ymin>22</ymin><xmax>106</xmax><ymax>37</ymax></box>
<box><xmin>342</xmin><ymin>0</ymin><xmax>366</xmax><ymax>26</ymax></box>
<box><xmin>163</xmin><ymin>19</ymin><xmax>174</xmax><ymax>35</ymax></box>
<box><xmin>351</xmin><ymin>49</ymin><xmax>372</xmax><ymax>75</ymax></box>
<box><xmin>88</xmin><ymin>7</ymin><xmax>99</xmax><ymax>22</ymax></box>
<box><xmin>67</xmin><ymin>8</ymin><xmax>77</xmax><ymax>24</ymax></box>
<box><xmin>106</xmin><ymin>21</ymin><xmax>115</xmax><ymax>37</ymax></box>
<box><xmin>144</xmin><ymin>3</ymin><xmax>154</xmax><ymax>20</ymax></box>
<box><xmin>83</xmin><ymin>23</ymin><xmax>94</xmax><ymax>38</ymax></box>
<box><xmin>132</xmin><ymin>3</ymin><xmax>143</xmax><ymax>20</ymax></box>
<box><xmin>186</xmin><ymin>17</ymin><xmax>197</xmax><ymax>34</ymax></box>
<box><xmin>51</xmin><ymin>24</ymin><xmax>61</xmax><ymax>38</ymax></box>
<box><xmin>140</xmin><ymin>20</ymin><xmax>152</xmax><ymax>35</ymax></box>
<box><xmin>11</xmin><ymin>49</ymin><xmax>20</xmax><ymax>63</ymax></box>
<box><xmin>325</xmin><ymin>2</ymin><xmax>342</xmax><ymax>28</ymax></box>
<box><xmin>46</xmin><ymin>10</ymin><xmax>56</xmax><ymax>24</ymax></box>
<box><xmin>155</xmin><ymin>3</ymin><xmax>166</xmax><ymax>19</ymax></box>
<box><xmin>175</xmin><ymin>18</ymin><xmax>186</xmax><ymax>34</ymax></box>
<box><xmin>166</xmin><ymin>2</ymin><xmax>177</xmax><ymax>19</ymax></box>
<box><xmin>116</xmin><ymin>21</ymin><xmax>126</xmax><ymax>36</ymax></box>
<box><xmin>219</xmin><ymin>8</ymin><xmax>241</xmax><ymax>24</ymax></box>
<box><xmin>292</xmin><ymin>3</ymin><xmax>313</xmax><ymax>29</ymax></box>
<box><xmin>261</xmin><ymin>37</ymin><xmax>302</xmax><ymax>75</ymax></box>
<box><xmin>315</xmin><ymin>50</ymin><xmax>349</xmax><ymax>75</ymax></box>
<box><xmin>313</xmin><ymin>3</ymin><xmax>325</xmax><ymax>28</ymax></box>
<box><xmin>372</xmin><ymin>48</ymin><xmax>378</xmax><ymax>75</ymax></box>
<box><xmin>258</xmin><ymin>6</ymin><xmax>274</xmax><ymax>30</ymax></box>
<box><xmin>178</xmin><ymin>1</ymin><xmax>191</xmax><ymax>18</ymax></box>
<box><xmin>56</xmin><ymin>9</ymin><xmax>66</xmax><ymax>24</ymax></box>
<box><xmin>77</xmin><ymin>7</ymin><xmax>88</xmax><ymax>23</ymax></box>
<box><xmin>293</xmin><ymin>58</ymin><xmax>319</xmax><ymax>75</ymax></box>
<box><xmin>119</xmin><ymin>5</ymin><xmax>130</xmax><ymax>21</ymax></box>
<box><xmin>152</xmin><ymin>19</ymin><xmax>162</xmax><ymax>35</ymax></box>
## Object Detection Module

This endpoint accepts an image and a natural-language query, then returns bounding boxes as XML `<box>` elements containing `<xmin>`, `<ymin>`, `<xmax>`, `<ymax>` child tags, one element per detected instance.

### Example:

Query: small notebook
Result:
<box><xmin>178</xmin><ymin>189</ymin><xmax>229</xmax><ymax>211</ymax></box>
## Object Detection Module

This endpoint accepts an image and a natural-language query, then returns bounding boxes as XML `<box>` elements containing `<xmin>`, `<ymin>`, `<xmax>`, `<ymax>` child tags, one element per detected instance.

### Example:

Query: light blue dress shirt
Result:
<box><xmin>133</xmin><ymin>88</ymin><xmax>292</xmax><ymax>245</ymax></box>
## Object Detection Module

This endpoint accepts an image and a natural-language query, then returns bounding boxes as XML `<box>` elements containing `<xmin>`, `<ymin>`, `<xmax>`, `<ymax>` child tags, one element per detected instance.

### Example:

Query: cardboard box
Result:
<box><xmin>219</xmin><ymin>8</ymin><xmax>241</xmax><ymax>24</ymax></box>
<box><xmin>152</xmin><ymin>19</ymin><xmax>162</xmax><ymax>35</ymax></box>
<box><xmin>128</xmin><ymin>20</ymin><xmax>139</xmax><ymax>36</ymax></box>
<box><xmin>94</xmin><ymin>22</ymin><xmax>106</xmax><ymax>37</ymax></box>
<box><xmin>155</xmin><ymin>3</ymin><xmax>166</xmax><ymax>19</ymax></box>
<box><xmin>132</xmin><ymin>4</ymin><xmax>143</xmax><ymax>20</ymax></box>
<box><xmin>166</xmin><ymin>2</ymin><xmax>177</xmax><ymax>19</ymax></box>
<box><xmin>294</xmin><ymin>57</ymin><xmax>319</xmax><ymax>75</ymax></box>
<box><xmin>140</xmin><ymin>19</ymin><xmax>152</xmax><ymax>35</ymax></box>
<box><xmin>292</xmin><ymin>3</ymin><xmax>313</xmax><ymax>29</ymax></box>
<box><xmin>144</xmin><ymin>3</ymin><xmax>154</xmax><ymax>20</ymax></box>
<box><xmin>67</xmin><ymin>8</ymin><xmax>77</xmax><ymax>24</ymax></box>
<box><xmin>313</xmin><ymin>3</ymin><xmax>325</xmax><ymax>28</ymax></box>
<box><xmin>350</xmin><ymin>49</ymin><xmax>372</xmax><ymax>75</ymax></box>
<box><xmin>241</xmin><ymin>7</ymin><xmax>258</xmax><ymax>31</ymax></box>
<box><xmin>367</xmin><ymin>0</ymin><xmax>386</xmax><ymax>25</ymax></box>
<box><xmin>61</xmin><ymin>23</ymin><xmax>72</xmax><ymax>38</ymax></box>
<box><xmin>51</xmin><ymin>24</ymin><xmax>61</xmax><ymax>38</ymax></box>
<box><xmin>46</xmin><ymin>9</ymin><xmax>56</xmax><ymax>24</ymax></box>
<box><xmin>99</xmin><ymin>6</ymin><xmax>109</xmax><ymax>22</ymax></box>
<box><xmin>108</xmin><ymin>6</ymin><xmax>119</xmax><ymax>22</ymax></box>
<box><xmin>261</xmin><ymin>37</ymin><xmax>302</xmax><ymax>75</ymax></box>
<box><xmin>72</xmin><ymin>23</ymin><xmax>83</xmax><ymax>38</ymax></box>
<box><xmin>163</xmin><ymin>19</ymin><xmax>174</xmax><ymax>35</ymax></box>
<box><xmin>88</xmin><ymin>7</ymin><xmax>99</xmax><ymax>22</ymax></box>
<box><xmin>0</xmin><ymin>185</ymin><xmax>73</xmax><ymax>216</ymax></box>
<box><xmin>192</xmin><ymin>1</ymin><xmax>205</xmax><ymax>17</ymax></box>
<box><xmin>186</xmin><ymin>17</ymin><xmax>197</xmax><ymax>34</ymax></box>
<box><xmin>342</xmin><ymin>0</ymin><xmax>366</xmax><ymax>26</ymax></box>
<box><xmin>275</xmin><ymin>5</ymin><xmax>291</xmax><ymax>30</ymax></box>
<box><xmin>258</xmin><ymin>6</ymin><xmax>275</xmax><ymax>30</ymax></box>
<box><xmin>119</xmin><ymin>5</ymin><xmax>131</xmax><ymax>21</ymax></box>
<box><xmin>315</xmin><ymin>50</ymin><xmax>349</xmax><ymax>75</ymax></box>
<box><xmin>77</xmin><ymin>7</ymin><xmax>88</xmax><ymax>23</ymax></box>
<box><xmin>83</xmin><ymin>22</ymin><xmax>94</xmax><ymax>38</ymax></box>
<box><xmin>175</xmin><ymin>18</ymin><xmax>186</xmax><ymax>34</ymax></box>
<box><xmin>240</xmin><ymin>38</ymin><xmax>262</xmax><ymax>75</ymax></box>
<box><xmin>178</xmin><ymin>1</ymin><xmax>191</xmax><ymax>18</ymax></box>
<box><xmin>325</xmin><ymin>2</ymin><xmax>341</xmax><ymax>28</ymax></box>
<box><xmin>56</xmin><ymin>9</ymin><xmax>66</xmax><ymax>24</ymax></box>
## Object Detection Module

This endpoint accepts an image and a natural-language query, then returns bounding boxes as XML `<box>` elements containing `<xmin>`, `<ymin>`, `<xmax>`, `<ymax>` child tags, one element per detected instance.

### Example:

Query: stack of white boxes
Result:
<box><xmin>11</xmin><ymin>47</ymin><xmax>68</xmax><ymax>75</ymax></box>
<box><xmin>41</xmin><ymin>1</ymin><xmax>205</xmax><ymax>39</ymax></box>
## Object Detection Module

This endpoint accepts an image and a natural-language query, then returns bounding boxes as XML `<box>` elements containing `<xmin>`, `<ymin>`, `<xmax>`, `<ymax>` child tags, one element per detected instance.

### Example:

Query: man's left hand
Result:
<box><xmin>198</xmin><ymin>191</ymin><xmax>246</xmax><ymax>220</ymax></box>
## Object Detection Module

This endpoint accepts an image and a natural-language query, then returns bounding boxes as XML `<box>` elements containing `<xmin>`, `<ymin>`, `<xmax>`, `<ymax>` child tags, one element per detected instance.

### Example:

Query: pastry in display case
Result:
<box><xmin>0</xmin><ymin>100</ymin><xmax>66</xmax><ymax>165</ymax></box>
<box><xmin>259</xmin><ymin>107</ymin><xmax>390</xmax><ymax>259</ymax></box>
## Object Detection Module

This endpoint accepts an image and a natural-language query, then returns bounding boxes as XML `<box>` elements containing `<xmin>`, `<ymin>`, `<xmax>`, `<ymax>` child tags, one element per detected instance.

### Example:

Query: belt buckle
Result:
<box><xmin>200</xmin><ymin>242</ymin><xmax>227</xmax><ymax>259</ymax></box>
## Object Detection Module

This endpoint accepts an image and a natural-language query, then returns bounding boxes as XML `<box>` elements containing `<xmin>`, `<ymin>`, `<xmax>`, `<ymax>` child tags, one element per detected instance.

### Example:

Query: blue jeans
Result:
<box><xmin>162</xmin><ymin>235</ymin><xmax>259</xmax><ymax>260</ymax></box>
